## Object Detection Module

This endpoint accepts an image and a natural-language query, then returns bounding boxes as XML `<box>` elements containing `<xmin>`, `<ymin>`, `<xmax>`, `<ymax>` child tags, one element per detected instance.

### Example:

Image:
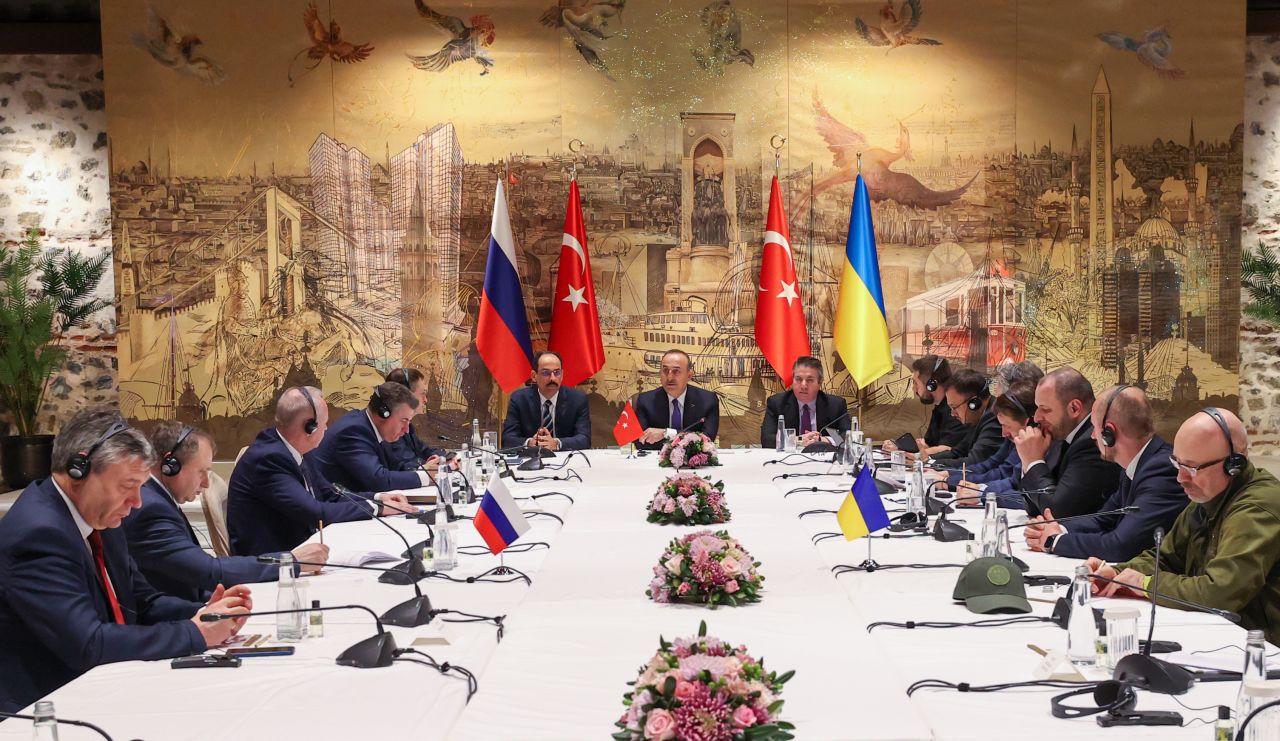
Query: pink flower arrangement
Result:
<box><xmin>659</xmin><ymin>432</ymin><xmax>720</xmax><ymax>469</ymax></box>
<box><xmin>647</xmin><ymin>473</ymin><xmax>730</xmax><ymax>526</ymax></box>
<box><xmin>614</xmin><ymin>621</ymin><xmax>795</xmax><ymax>741</ymax></box>
<box><xmin>646</xmin><ymin>530</ymin><xmax>763</xmax><ymax>608</ymax></box>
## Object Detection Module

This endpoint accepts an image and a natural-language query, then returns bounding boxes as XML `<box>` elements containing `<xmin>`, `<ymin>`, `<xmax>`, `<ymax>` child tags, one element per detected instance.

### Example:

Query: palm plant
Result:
<box><xmin>0</xmin><ymin>229</ymin><xmax>111</xmax><ymax>436</ymax></box>
<box><xmin>1243</xmin><ymin>241</ymin><xmax>1280</xmax><ymax>325</ymax></box>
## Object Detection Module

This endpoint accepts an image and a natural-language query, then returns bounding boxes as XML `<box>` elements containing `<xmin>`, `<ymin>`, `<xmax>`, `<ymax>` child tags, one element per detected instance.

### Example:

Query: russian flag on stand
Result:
<box><xmin>477</xmin><ymin>179</ymin><xmax>535</xmax><ymax>392</ymax></box>
<box><xmin>472</xmin><ymin>475</ymin><xmax>531</xmax><ymax>555</ymax></box>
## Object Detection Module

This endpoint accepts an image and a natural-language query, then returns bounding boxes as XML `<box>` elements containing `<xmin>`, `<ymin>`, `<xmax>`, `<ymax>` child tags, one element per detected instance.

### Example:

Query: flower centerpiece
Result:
<box><xmin>658</xmin><ymin>432</ymin><xmax>720</xmax><ymax>469</ymax></box>
<box><xmin>648</xmin><ymin>473</ymin><xmax>730</xmax><ymax>526</ymax></box>
<box><xmin>613</xmin><ymin>621</ymin><xmax>796</xmax><ymax>741</ymax></box>
<box><xmin>647</xmin><ymin>530</ymin><xmax>763</xmax><ymax>608</ymax></box>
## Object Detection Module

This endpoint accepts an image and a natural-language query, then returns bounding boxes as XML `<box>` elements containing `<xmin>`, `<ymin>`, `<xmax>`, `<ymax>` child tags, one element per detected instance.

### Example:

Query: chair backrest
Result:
<box><xmin>201</xmin><ymin>470</ymin><xmax>231</xmax><ymax>557</ymax></box>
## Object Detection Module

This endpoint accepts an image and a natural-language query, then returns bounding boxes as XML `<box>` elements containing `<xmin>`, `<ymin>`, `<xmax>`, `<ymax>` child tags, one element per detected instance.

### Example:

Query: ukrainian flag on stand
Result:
<box><xmin>834</xmin><ymin>174</ymin><xmax>893</xmax><ymax>388</ymax></box>
<box><xmin>837</xmin><ymin>464</ymin><xmax>891</xmax><ymax>540</ymax></box>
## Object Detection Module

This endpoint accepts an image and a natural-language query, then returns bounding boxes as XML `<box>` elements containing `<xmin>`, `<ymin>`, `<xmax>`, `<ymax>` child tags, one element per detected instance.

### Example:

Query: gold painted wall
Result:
<box><xmin>100</xmin><ymin>0</ymin><xmax>1245</xmax><ymax>449</ymax></box>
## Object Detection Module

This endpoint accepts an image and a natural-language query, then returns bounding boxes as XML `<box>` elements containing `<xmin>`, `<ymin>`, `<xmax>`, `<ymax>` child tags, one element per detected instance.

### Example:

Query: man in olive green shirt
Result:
<box><xmin>1087</xmin><ymin>408</ymin><xmax>1280</xmax><ymax>643</ymax></box>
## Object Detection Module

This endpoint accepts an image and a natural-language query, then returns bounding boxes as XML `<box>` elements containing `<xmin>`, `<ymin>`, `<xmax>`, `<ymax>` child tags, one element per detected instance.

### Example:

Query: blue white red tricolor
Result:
<box><xmin>472</xmin><ymin>475</ymin><xmax>531</xmax><ymax>555</ymax></box>
<box><xmin>476</xmin><ymin>179</ymin><xmax>535</xmax><ymax>392</ymax></box>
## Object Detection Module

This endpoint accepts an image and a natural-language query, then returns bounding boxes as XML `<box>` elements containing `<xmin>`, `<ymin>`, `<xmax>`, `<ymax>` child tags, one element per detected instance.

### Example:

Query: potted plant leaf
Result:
<box><xmin>0</xmin><ymin>229</ymin><xmax>110</xmax><ymax>489</ymax></box>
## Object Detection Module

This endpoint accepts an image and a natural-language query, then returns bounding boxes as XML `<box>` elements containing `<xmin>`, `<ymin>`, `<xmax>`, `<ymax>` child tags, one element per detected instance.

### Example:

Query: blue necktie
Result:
<box><xmin>671</xmin><ymin>398</ymin><xmax>683</xmax><ymax>431</ymax></box>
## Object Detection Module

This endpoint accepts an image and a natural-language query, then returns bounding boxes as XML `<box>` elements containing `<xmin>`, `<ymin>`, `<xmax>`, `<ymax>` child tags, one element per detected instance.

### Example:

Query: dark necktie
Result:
<box><xmin>800</xmin><ymin>404</ymin><xmax>813</xmax><ymax>434</ymax></box>
<box><xmin>88</xmin><ymin>531</ymin><xmax>125</xmax><ymax>625</ymax></box>
<box><xmin>542</xmin><ymin>399</ymin><xmax>554</xmax><ymax>434</ymax></box>
<box><xmin>671</xmin><ymin>398</ymin><xmax>683</xmax><ymax>431</ymax></box>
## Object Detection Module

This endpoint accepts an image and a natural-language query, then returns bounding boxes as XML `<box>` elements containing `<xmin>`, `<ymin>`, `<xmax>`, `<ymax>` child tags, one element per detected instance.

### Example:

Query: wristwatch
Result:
<box><xmin>1044</xmin><ymin>534</ymin><xmax>1059</xmax><ymax>553</ymax></box>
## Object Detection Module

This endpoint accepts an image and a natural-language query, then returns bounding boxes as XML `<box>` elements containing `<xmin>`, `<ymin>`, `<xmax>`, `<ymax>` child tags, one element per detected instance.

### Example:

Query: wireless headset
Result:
<box><xmin>288</xmin><ymin>386</ymin><xmax>318</xmax><ymax>435</ymax></box>
<box><xmin>372</xmin><ymin>386</ymin><xmax>392</xmax><ymax>419</ymax></box>
<box><xmin>925</xmin><ymin>356</ymin><xmax>945</xmax><ymax>393</ymax></box>
<box><xmin>67</xmin><ymin>421</ymin><xmax>131</xmax><ymax>480</ymax></box>
<box><xmin>1100</xmin><ymin>384</ymin><xmax>1129</xmax><ymax>448</ymax></box>
<box><xmin>160</xmin><ymin>425</ymin><xmax>193</xmax><ymax>477</ymax></box>
<box><xmin>1200</xmin><ymin>407</ymin><xmax>1246</xmax><ymax>477</ymax></box>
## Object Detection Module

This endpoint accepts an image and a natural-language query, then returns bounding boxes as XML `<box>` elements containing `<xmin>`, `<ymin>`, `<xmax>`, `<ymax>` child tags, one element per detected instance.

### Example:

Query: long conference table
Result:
<box><xmin>1</xmin><ymin>449</ymin><xmax>1260</xmax><ymax>740</ymax></box>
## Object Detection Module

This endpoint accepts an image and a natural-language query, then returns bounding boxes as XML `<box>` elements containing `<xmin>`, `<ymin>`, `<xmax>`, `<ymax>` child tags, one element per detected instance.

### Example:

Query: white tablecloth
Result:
<box><xmin>0</xmin><ymin>450</ymin><xmax>1257</xmax><ymax>740</ymax></box>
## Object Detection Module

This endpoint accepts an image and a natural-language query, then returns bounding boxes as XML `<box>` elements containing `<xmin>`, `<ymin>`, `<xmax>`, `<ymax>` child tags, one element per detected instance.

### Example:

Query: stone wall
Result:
<box><xmin>0</xmin><ymin>54</ymin><xmax>116</xmax><ymax>434</ymax></box>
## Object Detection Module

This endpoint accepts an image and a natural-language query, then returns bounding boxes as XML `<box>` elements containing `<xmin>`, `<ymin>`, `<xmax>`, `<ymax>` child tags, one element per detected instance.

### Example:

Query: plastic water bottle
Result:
<box><xmin>1237</xmin><ymin>630</ymin><xmax>1268</xmax><ymax>726</ymax></box>
<box><xmin>470</xmin><ymin>418</ymin><xmax>482</xmax><ymax>453</ymax></box>
<box><xmin>433</xmin><ymin>504</ymin><xmax>456</xmax><ymax>571</ymax></box>
<box><xmin>911</xmin><ymin>460</ymin><xmax>928</xmax><ymax>518</ymax></box>
<box><xmin>1067</xmin><ymin>565</ymin><xmax>1098</xmax><ymax>667</ymax></box>
<box><xmin>851</xmin><ymin>416</ymin><xmax>860</xmax><ymax>433</ymax></box>
<box><xmin>276</xmin><ymin>553</ymin><xmax>306</xmax><ymax>641</ymax></box>
<box><xmin>979</xmin><ymin>500</ymin><xmax>1000</xmax><ymax>558</ymax></box>
<box><xmin>775</xmin><ymin>415</ymin><xmax>786</xmax><ymax>452</ymax></box>
<box><xmin>32</xmin><ymin>700</ymin><xmax>58</xmax><ymax>740</ymax></box>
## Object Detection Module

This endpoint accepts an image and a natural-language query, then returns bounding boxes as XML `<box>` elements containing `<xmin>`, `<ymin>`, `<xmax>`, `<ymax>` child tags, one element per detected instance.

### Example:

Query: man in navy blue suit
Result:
<box><xmin>122</xmin><ymin>421</ymin><xmax>331</xmax><ymax>602</ymax></box>
<box><xmin>0</xmin><ymin>408</ymin><xmax>250</xmax><ymax>713</ymax></box>
<box><xmin>383</xmin><ymin>366</ymin><xmax>447</xmax><ymax>473</ymax></box>
<box><xmin>228</xmin><ymin>387</ymin><xmax>412</xmax><ymax>556</ymax></box>
<box><xmin>758</xmin><ymin>356</ymin><xmax>850</xmax><ymax>448</ymax></box>
<box><xmin>502</xmin><ymin>351</ymin><xmax>592</xmax><ymax>451</ymax></box>
<box><xmin>635</xmin><ymin>349</ymin><xmax>720</xmax><ymax>450</ymax></box>
<box><xmin>1024</xmin><ymin>385</ymin><xmax>1187</xmax><ymax>561</ymax></box>
<box><xmin>308</xmin><ymin>382</ymin><xmax>437</xmax><ymax>493</ymax></box>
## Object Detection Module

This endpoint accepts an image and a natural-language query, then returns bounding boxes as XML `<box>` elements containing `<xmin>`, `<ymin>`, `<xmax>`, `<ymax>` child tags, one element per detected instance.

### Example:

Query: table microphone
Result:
<box><xmin>1006</xmin><ymin>506</ymin><xmax>1139</xmax><ymax>529</ymax></box>
<box><xmin>931</xmin><ymin>494</ymin><xmax>982</xmax><ymax>542</ymax></box>
<box><xmin>202</xmin><ymin>604</ymin><xmax>395</xmax><ymax>668</ymax></box>
<box><xmin>0</xmin><ymin>711</ymin><xmax>115</xmax><ymax>740</ymax></box>
<box><xmin>256</xmin><ymin>556</ymin><xmax>434</xmax><ymax>628</ymax></box>
<box><xmin>439</xmin><ymin>435</ymin><xmax>515</xmax><ymax>479</ymax></box>
<box><xmin>803</xmin><ymin>409</ymin><xmax>852</xmax><ymax>453</ymax></box>
<box><xmin>329</xmin><ymin>483</ymin><xmax>428</xmax><ymax>585</ymax></box>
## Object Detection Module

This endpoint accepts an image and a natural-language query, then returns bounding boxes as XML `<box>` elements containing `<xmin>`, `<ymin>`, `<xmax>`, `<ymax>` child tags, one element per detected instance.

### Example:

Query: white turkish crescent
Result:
<box><xmin>764</xmin><ymin>230</ymin><xmax>792</xmax><ymax>261</ymax></box>
<box><xmin>562</xmin><ymin>232</ymin><xmax>587</xmax><ymax>278</ymax></box>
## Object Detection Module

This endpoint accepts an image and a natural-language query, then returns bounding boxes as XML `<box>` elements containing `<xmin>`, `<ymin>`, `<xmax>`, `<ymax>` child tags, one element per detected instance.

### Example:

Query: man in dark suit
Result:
<box><xmin>635</xmin><ymin>349</ymin><xmax>720</xmax><ymax>450</ymax></box>
<box><xmin>883</xmin><ymin>355</ymin><xmax>967</xmax><ymax>456</ymax></box>
<box><xmin>1014</xmin><ymin>367</ymin><xmax>1122</xmax><ymax>518</ymax></box>
<box><xmin>122</xmin><ymin>421</ymin><xmax>330</xmax><ymax>602</ymax></box>
<box><xmin>228</xmin><ymin>387</ymin><xmax>411</xmax><ymax>556</ymax></box>
<box><xmin>383</xmin><ymin>367</ymin><xmax>447</xmax><ymax>473</ymax></box>
<box><xmin>759</xmin><ymin>356</ymin><xmax>850</xmax><ymax>447</ymax></box>
<box><xmin>0</xmin><ymin>408</ymin><xmax>250</xmax><ymax>713</ymax></box>
<box><xmin>308</xmin><ymin>382</ymin><xmax>434</xmax><ymax>493</ymax></box>
<box><xmin>502</xmin><ymin>351</ymin><xmax>592</xmax><ymax>450</ymax></box>
<box><xmin>930</xmin><ymin>369</ymin><xmax>1005</xmax><ymax>467</ymax></box>
<box><xmin>1024</xmin><ymin>385</ymin><xmax>1187</xmax><ymax>561</ymax></box>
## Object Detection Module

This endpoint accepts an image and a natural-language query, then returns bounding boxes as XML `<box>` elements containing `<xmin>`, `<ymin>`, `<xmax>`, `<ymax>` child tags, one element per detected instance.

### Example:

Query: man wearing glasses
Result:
<box><xmin>502</xmin><ymin>351</ymin><xmax>592</xmax><ymax>451</ymax></box>
<box><xmin>1088</xmin><ymin>407</ymin><xmax>1280</xmax><ymax>643</ymax></box>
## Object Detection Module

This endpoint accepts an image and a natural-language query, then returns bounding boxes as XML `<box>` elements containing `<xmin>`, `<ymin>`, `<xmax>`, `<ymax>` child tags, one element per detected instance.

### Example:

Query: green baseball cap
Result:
<box><xmin>952</xmin><ymin>557</ymin><xmax>1032</xmax><ymax>614</ymax></box>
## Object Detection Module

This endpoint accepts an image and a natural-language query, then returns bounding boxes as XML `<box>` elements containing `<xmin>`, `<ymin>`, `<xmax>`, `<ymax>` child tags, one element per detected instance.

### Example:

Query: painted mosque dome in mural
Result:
<box><xmin>1133</xmin><ymin>217</ymin><xmax>1183</xmax><ymax>248</ymax></box>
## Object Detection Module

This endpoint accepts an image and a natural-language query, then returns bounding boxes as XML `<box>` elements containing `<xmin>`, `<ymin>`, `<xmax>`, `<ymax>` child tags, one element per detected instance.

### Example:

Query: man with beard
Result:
<box><xmin>883</xmin><ymin>355</ymin><xmax>966</xmax><ymax>456</ymax></box>
<box><xmin>502</xmin><ymin>351</ymin><xmax>592</xmax><ymax>450</ymax></box>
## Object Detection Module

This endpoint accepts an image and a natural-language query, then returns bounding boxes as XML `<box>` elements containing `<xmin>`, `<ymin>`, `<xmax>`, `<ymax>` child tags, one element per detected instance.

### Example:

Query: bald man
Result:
<box><xmin>1088</xmin><ymin>408</ymin><xmax>1280</xmax><ymax>643</ymax></box>
<box><xmin>1023</xmin><ymin>385</ymin><xmax>1186</xmax><ymax>561</ymax></box>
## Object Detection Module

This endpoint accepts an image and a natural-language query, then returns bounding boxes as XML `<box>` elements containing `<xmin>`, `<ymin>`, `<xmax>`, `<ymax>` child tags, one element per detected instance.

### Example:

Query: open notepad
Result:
<box><xmin>327</xmin><ymin>548</ymin><xmax>401</xmax><ymax>567</ymax></box>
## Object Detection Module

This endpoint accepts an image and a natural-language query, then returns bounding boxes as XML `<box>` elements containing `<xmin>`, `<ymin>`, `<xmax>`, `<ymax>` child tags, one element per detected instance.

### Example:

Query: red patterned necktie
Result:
<box><xmin>88</xmin><ymin>531</ymin><xmax>125</xmax><ymax>625</ymax></box>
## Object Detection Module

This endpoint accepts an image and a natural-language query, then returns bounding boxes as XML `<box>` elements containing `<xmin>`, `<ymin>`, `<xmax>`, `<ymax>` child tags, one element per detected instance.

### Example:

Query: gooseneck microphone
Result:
<box><xmin>0</xmin><ymin>712</ymin><xmax>114</xmax><ymax>740</ymax></box>
<box><xmin>256</xmin><ymin>555</ymin><xmax>434</xmax><ymax>628</ymax></box>
<box><xmin>203</xmin><ymin>604</ymin><xmax>395</xmax><ymax>668</ymax></box>
<box><xmin>1145</xmin><ymin>527</ymin><xmax>1165</xmax><ymax>657</ymax></box>
<box><xmin>1084</xmin><ymin>572</ymin><xmax>1240</xmax><ymax>623</ymax></box>
<box><xmin>439</xmin><ymin>435</ymin><xmax>513</xmax><ymax>479</ymax></box>
<box><xmin>1006</xmin><ymin>506</ymin><xmax>1140</xmax><ymax>530</ymax></box>
<box><xmin>329</xmin><ymin>483</ymin><xmax>428</xmax><ymax>585</ymax></box>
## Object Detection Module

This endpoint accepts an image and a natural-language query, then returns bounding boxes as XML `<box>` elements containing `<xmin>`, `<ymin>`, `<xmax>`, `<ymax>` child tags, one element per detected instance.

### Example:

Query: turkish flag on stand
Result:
<box><xmin>754</xmin><ymin>176</ymin><xmax>811</xmax><ymax>386</ymax></box>
<box><xmin>548</xmin><ymin>179</ymin><xmax>605</xmax><ymax>387</ymax></box>
<box><xmin>613</xmin><ymin>401</ymin><xmax>644</xmax><ymax>446</ymax></box>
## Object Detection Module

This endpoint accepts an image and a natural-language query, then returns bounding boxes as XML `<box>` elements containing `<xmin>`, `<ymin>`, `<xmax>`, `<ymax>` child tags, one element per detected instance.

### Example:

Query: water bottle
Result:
<box><xmin>433</xmin><ymin>504</ymin><xmax>457</xmax><ymax>571</ymax></box>
<box><xmin>1067</xmin><ymin>565</ymin><xmax>1098</xmax><ymax>667</ymax></box>
<box><xmin>1236</xmin><ymin>630</ymin><xmax>1268</xmax><ymax>725</ymax></box>
<box><xmin>851</xmin><ymin>416</ymin><xmax>860</xmax><ymax>433</ymax></box>
<box><xmin>775</xmin><ymin>415</ymin><xmax>786</xmax><ymax>452</ymax></box>
<box><xmin>911</xmin><ymin>460</ymin><xmax>928</xmax><ymax>518</ymax></box>
<box><xmin>275</xmin><ymin>553</ymin><xmax>306</xmax><ymax>641</ymax></box>
<box><xmin>470</xmin><ymin>418</ymin><xmax>482</xmax><ymax>453</ymax></box>
<box><xmin>462</xmin><ymin>454</ymin><xmax>478</xmax><ymax>503</ymax></box>
<box><xmin>32</xmin><ymin>700</ymin><xmax>58</xmax><ymax>741</ymax></box>
<box><xmin>979</xmin><ymin>500</ymin><xmax>1000</xmax><ymax>558</ymax></box>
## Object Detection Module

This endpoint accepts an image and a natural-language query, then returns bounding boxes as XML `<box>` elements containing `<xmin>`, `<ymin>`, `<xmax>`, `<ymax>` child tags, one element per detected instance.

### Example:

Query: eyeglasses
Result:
<box><xmin>537</xmin><ymin>369</ymin><xmax>563</xmax><ymax>378</ymax></box>
<box><xmin>1169</xmin><ymin>454</ymin><xmax>1227</xmax><ymax>477</ymax></box>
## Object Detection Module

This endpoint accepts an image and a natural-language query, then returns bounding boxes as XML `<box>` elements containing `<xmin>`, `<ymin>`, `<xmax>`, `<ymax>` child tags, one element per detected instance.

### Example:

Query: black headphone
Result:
<box><xmin>966</xmin><ymin>381</ymin><xmax>991</xmax><ymax>412</ymax></box>
<box><xmin>289</xmin><ymin>386</ymin><xmax>318</xmax><ymax>435</ymax></box>
<box><xmin>160</xmin><ymin>425</ymin><xmax>193</xmax><ymax>477</ymax></box>
<box><xmin>1200</xmin><ymin>407</ymin><xmax>1246</xmax><ymax>477</ymax></box>
<box><xmin>925</xmin><ymin>356</ymin><xmax>946</xmax><ymax>393</ymax></box>
<box><xmin>372</xmin><ymin>386</ymin><xmax>392</xmax><ymax>419</ymax></box>
<box><xmin>1100</xmin><ymin>384</ymin><xmax>1129</xmax><ymax>448</ymax></box>
<box><xmin>1050</xmin><ymin>681</ymin><xmax>1138</xmax><ymax>719</ymax></box>
<box><xmin>67</xmin><ymin>421</ymin><xmax>131</xmax><ymax>480</ymax></box>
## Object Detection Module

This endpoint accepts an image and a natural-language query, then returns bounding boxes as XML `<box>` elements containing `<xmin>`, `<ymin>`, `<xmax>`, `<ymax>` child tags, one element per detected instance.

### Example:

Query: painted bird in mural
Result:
<box><xmin>132</xmin><ymin>6</ymin><xmax>227</xmax><ymax>84</ymax></box>
<box><xmin>692</xmin><ymin>0</ymin><xmax>754</xmax><ymax>73</ymax></box>
<box><xmin>408</xmin><ymin>0</ymin><xmax>497</xmax><ymax>76</ymax></box>
<box><xmin>1097</xmin><ymin>27</ymin><xmax>1186</xmax><ymax>80</ymax></box>
<box><xmin>539</xmin><ymin>0</ymin><xmax>626</xmax><ymax>80</ymax></box>
<box><xmin>288</xmin><ymin>3</ymin><xmax>375</xmax><ymax>87</ymax></box>
<box><xmin>855</xmin><ymin>0</ymin><xmax>941</xmax><ymax>48</ymax></box>
<box><xmin>799</xmin><ymin>93</ymin><xmax>978</xmax><ymax>212</ymax></box>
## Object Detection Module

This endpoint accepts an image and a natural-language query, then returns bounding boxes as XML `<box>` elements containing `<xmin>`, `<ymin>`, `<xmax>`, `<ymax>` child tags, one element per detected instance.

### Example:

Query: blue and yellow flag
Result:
<box><xmin>837</xmin><ymin>464</ymin><xmax>891</xmax><ymax>540</ymax></box>
<box><xmin>834</xmin><ymin>174</ymin><xmax>893</xmax><ymax>388</ymax></box>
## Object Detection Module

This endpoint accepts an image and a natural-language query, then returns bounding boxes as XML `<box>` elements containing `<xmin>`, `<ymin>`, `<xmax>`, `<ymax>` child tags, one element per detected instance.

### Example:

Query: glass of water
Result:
<box><xmin>1103</xmin><ymin>606</ymin><xmax>1139</xmax><ymax>669</ymax></box>
<box><xmin>784</xmin><ymin>429</ymin><xmax>798</xmax><ymax>452</ymax></box>
<box><xmin>891</xmin><ymin>450</ymin><xmax>906</xmax><ymax>475</ymax></box>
